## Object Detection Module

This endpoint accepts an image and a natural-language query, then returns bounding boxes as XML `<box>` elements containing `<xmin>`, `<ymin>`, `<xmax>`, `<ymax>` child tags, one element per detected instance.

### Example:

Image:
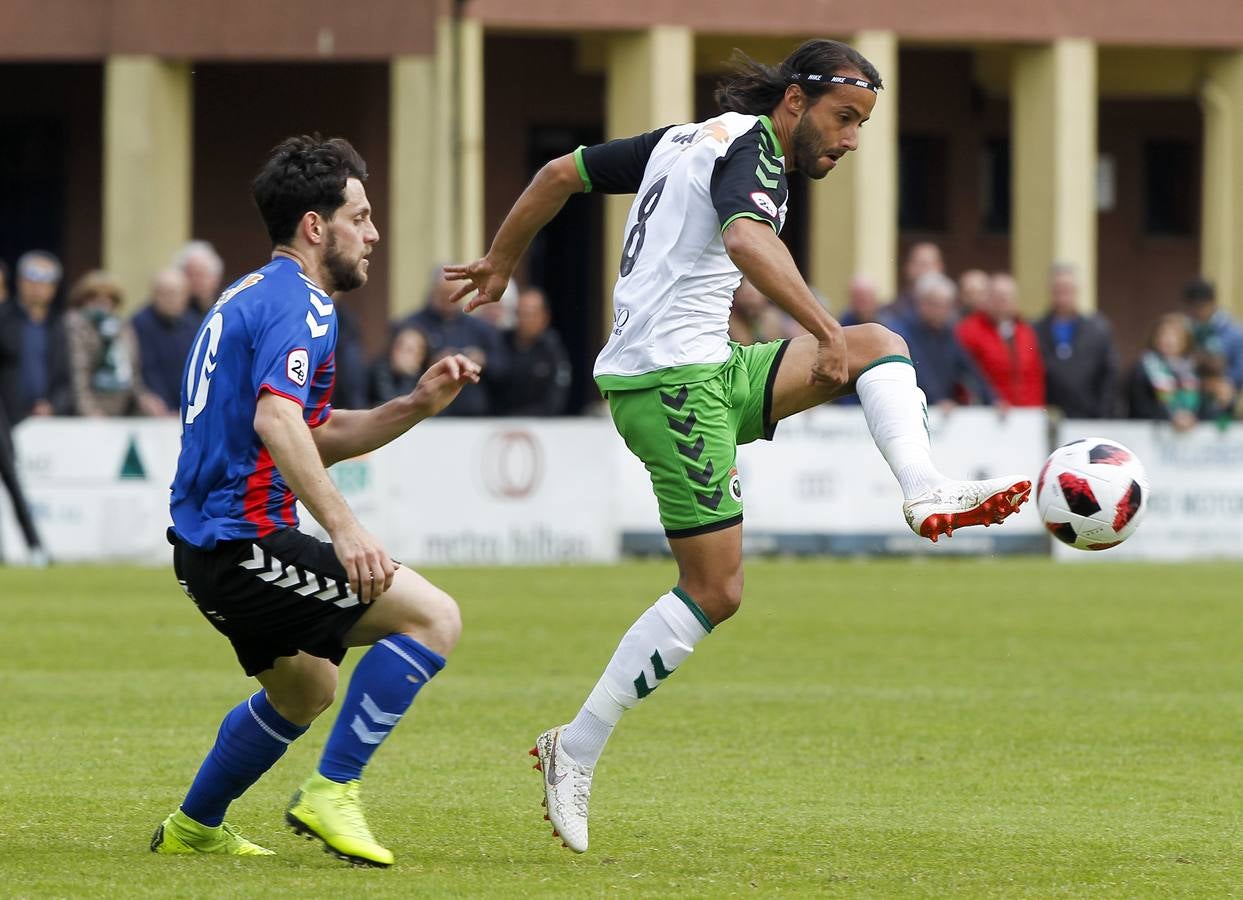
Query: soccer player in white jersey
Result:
<box><xmin>447</xmin><ymin>39</ymin><xmax>1031</xmax><ymax>852</ymax></box>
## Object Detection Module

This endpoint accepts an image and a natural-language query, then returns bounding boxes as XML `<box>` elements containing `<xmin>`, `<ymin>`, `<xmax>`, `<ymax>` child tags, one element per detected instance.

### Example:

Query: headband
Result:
<box><xmin>789</xmin><ymin>73</ymin><xmax>880</xmax><ymax>93</ymax></box>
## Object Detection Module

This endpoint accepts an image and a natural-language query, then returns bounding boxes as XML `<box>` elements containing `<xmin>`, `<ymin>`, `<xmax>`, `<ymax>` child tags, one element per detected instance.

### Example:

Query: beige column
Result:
<box><xmin>103</xmin><ymin>56</ymin><xmax>192</xmax><ymax>309</ymax></box>
<box><xmin>389</xmin><ymin>38</ymin><xmax>454</xmax><ymax>316</ymax></box>
<box><xmin>602</xmin><ymin>27</ymin><xmax>693</xmax><ymax>317</ymax></box>
<box><xmin>807</xmin><ymin>30</ymin><xmax>899</xmax><ymax>311</ymax></box>
<box><xmin>1011</xmin><ymin>39</ymin><xmax>1098</xmax><ymax>316</ymax></box>
<box><xmin>1201</xmin><ymin>52</ymin><xmax>1243</xmax><ymax>316</ymax></box>
<box><xmin>456</xmin><ymin>16</ymin><xmax>486</xmax><ymax>264</ymax></box>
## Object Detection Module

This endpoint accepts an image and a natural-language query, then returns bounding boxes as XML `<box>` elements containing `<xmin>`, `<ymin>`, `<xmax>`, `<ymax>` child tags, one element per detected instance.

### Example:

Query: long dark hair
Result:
<box><xmin>715</xmin><ymin>39</ymin><xmax>882</xmax><ymax>116</ymax></box>
<box><xmin>252</xmin><ymin>134</ymin><xmax>368</xmax><ymax>246</ymax></box>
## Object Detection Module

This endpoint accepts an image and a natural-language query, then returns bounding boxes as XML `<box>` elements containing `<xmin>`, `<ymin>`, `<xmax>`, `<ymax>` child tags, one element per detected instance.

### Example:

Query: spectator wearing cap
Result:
<box><xmin>0</xmin><ymin>250</ymin><xmax>72</xmax><ymax>422</ymax></box>
<box><xmin>130</xmin><ymin>267</ymin><xmax>198</xmax><ymax>416</ymax></box>
<box><xmin>1183</xmin><ymin>277</ymin><xmax>1243</xmax><ymax>391</ymax></box>
<box><xmin>65</xmin><ymin>271</ymin><xmax>162</xmax><ymax>417</ymax></box>
<box><xmin>1034</xmin><ymin>263</ymin><xmax>1119</xmax><ymax>418</ymax></box>
<box><xmin>494</xmin><ymin>286</ymin><xmax>572</xmax><ymax>416</ymax></box>
<box><xmin>176</xmin><ymin>240</ymin><xmax>225</xmax><ymax>317</ymax></box>
<box><xmin>890</xmin><ymin>272</ymin><xmax>994</xmax><ymax>409</ymax></box>
<box><xmin>956</xmin><ymin>272</ymin><xmax>1046</xmax><ymax>407</ymax></box>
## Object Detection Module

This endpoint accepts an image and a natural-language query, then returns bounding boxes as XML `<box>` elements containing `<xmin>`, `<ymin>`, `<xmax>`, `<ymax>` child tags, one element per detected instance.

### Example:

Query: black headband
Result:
<box><xmin>789</xmin><ymin>73</ymin><xmax>880</xmax><ymax>93</ymax></box>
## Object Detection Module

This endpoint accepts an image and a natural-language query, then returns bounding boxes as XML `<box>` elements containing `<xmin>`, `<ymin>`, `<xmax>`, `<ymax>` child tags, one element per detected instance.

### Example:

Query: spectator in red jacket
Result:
<box><xmin>955</xmin><ymin>272</ymin><xmax>1046</xmax><ymax>407</ymax></box>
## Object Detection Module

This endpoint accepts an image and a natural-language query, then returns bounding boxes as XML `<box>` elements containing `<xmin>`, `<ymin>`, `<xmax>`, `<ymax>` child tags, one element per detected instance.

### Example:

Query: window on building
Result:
<box><xmin>1143</xmin><ymin>139</ymin><xmax>1196</xmax><ymax>236</ymax></box>
<box><xmin>898</xmin><ymin>135</ymin><xmax>948</xmax><ymax>232</ymax></box>
<box><xmin>980</xmin><ymin>138</ymin><xmax>1010</xmax><ymax>235</ymax></box>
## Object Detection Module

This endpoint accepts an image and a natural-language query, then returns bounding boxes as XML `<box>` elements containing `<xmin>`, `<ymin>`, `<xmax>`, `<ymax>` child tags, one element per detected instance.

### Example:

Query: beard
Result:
<box><xmin>323</xmin><ymin>228</ymin><xmax>367</xmax><ymax>293</ymax></box>
<box><xmin>789</xmin><ymin>114</ymin><xmax>831</xmax><ymax>180</ymax></box>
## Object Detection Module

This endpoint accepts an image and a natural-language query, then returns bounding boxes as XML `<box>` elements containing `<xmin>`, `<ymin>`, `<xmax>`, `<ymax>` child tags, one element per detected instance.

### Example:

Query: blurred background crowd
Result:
<box><xmin>732</xmin><ymin>241</ymin><xmax>1243</xmax><ymax>427</ymax></box>
<box><xmin>0</xmin><ymin>243</ymin><xmax>573</xmax><ymax>425</ymax></box>
<box><xmin>3</xmin><ymin>237</ymin><xmax>1239</xmax><ymax>436</ymax></box>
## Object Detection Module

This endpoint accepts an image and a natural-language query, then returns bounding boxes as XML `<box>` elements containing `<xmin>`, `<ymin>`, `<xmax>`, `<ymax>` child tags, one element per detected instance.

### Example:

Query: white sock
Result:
<box><xmin>560</xmin><ymin>590</ymin><xmax>711</xmax><ymax>767</ymax></box>
<box><xmin>855</xmin><ymin>359</ymin><xmax>942</xmax><ymax>500</ymax></box>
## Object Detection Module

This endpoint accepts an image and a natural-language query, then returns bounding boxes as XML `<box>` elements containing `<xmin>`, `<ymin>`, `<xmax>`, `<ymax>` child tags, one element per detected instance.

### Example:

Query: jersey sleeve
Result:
<box><xmin>250</xmin><ymin>302</ymin><xmax>334</xmax><ymax>411</ymax></box>
<box><xmin>709</xmin><ymin>127</ymin><xmax>786</xmax><ymax>234</ymax></box>
<box><xmin>575</xmin><ymin>126</ymin><xmax>673</xmax><ymax>195</ymax></box>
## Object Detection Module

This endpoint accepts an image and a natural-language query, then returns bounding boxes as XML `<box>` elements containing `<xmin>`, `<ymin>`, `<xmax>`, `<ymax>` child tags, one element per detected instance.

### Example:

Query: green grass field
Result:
<box><xmin>1</xmin><ymin>559</ymin><xmax>1241</xmax><ymax>897</ymax></box>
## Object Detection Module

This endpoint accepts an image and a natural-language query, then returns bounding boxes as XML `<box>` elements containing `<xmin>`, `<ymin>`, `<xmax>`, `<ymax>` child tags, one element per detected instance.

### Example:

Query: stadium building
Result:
<box><xmin>2</xmin><ymin>0</ymin><xmax>1241</xmax><ymax>410</ymax></box>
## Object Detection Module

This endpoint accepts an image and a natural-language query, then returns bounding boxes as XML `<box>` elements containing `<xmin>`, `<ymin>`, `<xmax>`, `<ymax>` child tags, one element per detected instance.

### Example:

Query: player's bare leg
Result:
<box><xmin>257</xmin><ymin>652</ymin><xmax>340</xmax><ymax>726</ymax></box>
<box><xmin>286</xmin><ymin>566</ymin><xmax>461</xmax><ymax>867</ymax></box>
<box><xmin>770</xmin><ymin>325</ymin><xmax>1030</xmax><ymax>541</ymax></box>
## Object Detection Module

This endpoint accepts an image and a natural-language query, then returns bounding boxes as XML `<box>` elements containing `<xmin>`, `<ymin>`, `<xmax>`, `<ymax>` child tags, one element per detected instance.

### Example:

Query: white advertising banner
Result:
<box><xmin>617</xmin><ymin>406</ymin><xmax>1051</xmax><ymax>556</ymax></box>
<box><xmin>0</xmin><ymin>417</ymin><xmax>619</xmax><ymax>566</ymax></box>
<box><xmin>0</xmin><ymin>419</ymin><xmax>181</xmax><ymax>564</ymax></box>
<box><xmin>1053</xmin><ymin>420</ymin><xmax>1243</xmax><ymax>561</ymax></box>
<box><xmin>4</xmin><ymin>413</ymin><xmax>1236</xmax><ymax>565</ymax></box>
<box><xmin>297</xmin><ymin>420</ymin><xmax>619</xmax><ymax>565</ymax></box>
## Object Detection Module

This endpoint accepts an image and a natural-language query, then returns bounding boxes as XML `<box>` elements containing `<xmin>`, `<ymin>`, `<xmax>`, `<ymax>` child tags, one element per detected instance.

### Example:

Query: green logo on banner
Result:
<box><xmin>120</xmin><ymin>436</ymin><xmax>146</xmax><ymax>480</ymax></box>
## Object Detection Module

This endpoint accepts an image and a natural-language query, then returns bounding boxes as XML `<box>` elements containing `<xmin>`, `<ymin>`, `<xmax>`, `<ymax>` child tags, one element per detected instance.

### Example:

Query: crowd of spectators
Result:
<box><xmin>729</xmin><ymin>240</ymin><xmax>1243</xmax><ymax>426</ymax></box>
<box><xmin>0</xmin><ymin>246</ymin><xmax>573</xmax><ymax>426</ymax></box>
<box><xmin>3</xmin><ymin>236</ymin><xmax>1241</xmax><ymax>433</ymax></box>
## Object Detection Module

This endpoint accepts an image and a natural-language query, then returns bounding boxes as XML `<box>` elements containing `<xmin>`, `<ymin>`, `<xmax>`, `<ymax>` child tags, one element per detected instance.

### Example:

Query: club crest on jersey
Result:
<box><xmin>728</xmin><ymin>466</ymin><xmax>742</xmax><ymax>502</ymax></box>
<box><xmin>286</xmin><ymin>348</ymin><xmax>309</xmax><ymax>387</ymax></box>
<box><xmin>750</xmin><ymin>191</ymin><xmax>778</xmax><ymax>219</ymax></box>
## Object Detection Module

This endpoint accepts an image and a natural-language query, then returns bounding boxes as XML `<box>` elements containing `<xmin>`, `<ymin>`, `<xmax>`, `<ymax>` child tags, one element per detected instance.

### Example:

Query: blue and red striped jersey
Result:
<box><xmin>170</xmin><ymin>256</ymin><xmax>337</xmax><ymax>549</ymax></box>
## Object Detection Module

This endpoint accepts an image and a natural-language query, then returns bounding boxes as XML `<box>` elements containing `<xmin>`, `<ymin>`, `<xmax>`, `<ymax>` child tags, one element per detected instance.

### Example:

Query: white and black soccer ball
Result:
<box><xmin>1036</xmin><ymin>437</ymin><xmax>1149</xmax><ymax>551</ymax></box>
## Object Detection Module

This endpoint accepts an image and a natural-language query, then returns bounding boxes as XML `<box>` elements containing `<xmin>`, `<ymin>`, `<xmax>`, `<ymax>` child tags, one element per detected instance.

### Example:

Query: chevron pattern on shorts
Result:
<box><xmin>238</xmin><ymin>543</ymin><xmax>359</xmax><ymax>608</ymax></box>
<box><xmin>659</xmin><ymin>387</ymin><xmax>723</xmax><ymax>511</ymax></box>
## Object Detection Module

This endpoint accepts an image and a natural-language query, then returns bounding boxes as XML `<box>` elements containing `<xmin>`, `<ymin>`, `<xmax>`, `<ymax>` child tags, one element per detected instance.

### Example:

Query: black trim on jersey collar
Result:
<box><xmin>790</xmin><ymin>73</ymin><xmax>880</xmax><ymax>93</ymax></box>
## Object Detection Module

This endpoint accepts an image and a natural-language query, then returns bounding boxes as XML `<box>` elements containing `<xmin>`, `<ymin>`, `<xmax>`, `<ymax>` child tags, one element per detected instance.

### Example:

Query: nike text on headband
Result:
<box><xmin>789</xmin><ymin>73</ymin><xmax>881</xmax><ymax>93</ymax></box>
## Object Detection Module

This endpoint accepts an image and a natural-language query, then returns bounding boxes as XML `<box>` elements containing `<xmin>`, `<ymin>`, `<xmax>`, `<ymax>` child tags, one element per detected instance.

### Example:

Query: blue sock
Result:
<box><xmin>318</xmin><ymin>634</ymin><xmax>445</xmax><ymax>783</ymax></box>
<box><xmin>180</xmin><ymin>691</ymin><xmax>307</xmax><ymax>827</ymax></box>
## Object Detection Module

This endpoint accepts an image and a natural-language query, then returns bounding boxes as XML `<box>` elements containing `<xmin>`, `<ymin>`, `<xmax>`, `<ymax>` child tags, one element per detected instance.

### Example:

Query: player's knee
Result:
<box><xmin>404</xmin><ymin>588</ymin><xmax>461</xmax><ymax>657</ymax></box>
<box><xmin>268</xmin><ymin>682</ymin><xmax>336</xmax><ymax>725</ymax></box>
<box><xmin>307</xmin><ymin>684</ymin><xmax>337</xmax><ymax>718</ymax></box>
<box><xmin>684</xmin><ymin>574</ymin><xmax>744</xmax><ymax>625</ymax></box>
<box><xmin>862</xmin><ymin>322</ymin><xmax>909</xmax><ymax>359</ymax></box>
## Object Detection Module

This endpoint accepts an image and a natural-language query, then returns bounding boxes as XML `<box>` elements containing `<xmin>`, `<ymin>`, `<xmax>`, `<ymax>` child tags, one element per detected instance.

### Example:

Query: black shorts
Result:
<box><xmin>170</xmin><ymin>528</ymin><xmax>370</xmax><ymax>677</ymax></box>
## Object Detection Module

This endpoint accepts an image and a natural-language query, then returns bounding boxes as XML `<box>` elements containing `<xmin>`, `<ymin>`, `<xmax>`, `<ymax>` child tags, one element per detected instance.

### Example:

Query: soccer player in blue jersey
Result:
<box><xmin>150</xmin><ymin>135</ymin><xmax>480</xmax><ymax>867</ymax></box>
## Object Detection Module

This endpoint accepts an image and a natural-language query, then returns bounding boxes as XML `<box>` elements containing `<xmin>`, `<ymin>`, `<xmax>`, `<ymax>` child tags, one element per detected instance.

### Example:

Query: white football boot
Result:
<box><xmin>903</xmin><ymin>476</ymin><xmax>1032</xmax><ymax>542</ymax></box>
<box><xmin>530</xmin><ymin>726</ymin><xmax>592</xmax><ymax>853</ymax></box>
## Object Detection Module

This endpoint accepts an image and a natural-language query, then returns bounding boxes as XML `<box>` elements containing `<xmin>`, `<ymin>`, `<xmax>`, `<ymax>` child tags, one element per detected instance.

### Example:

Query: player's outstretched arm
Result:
<box><xmin>254</xmin><ymin>391</ymin><xmax>395</xmax><ymax>602</ymax></box>
<box><xmin>722</xmin><ymin>217</ymin><xmax>849</xmax><ymax>390</ymax></box>
<box><xmin>444</xmin><ymin>154</ymin><xmax>584</xmax><ymax>312</ymax></box>
<box><xmin>310</xmin><ymin>353</ymin><xmax>481</xmax><ymax>467</ymax></box>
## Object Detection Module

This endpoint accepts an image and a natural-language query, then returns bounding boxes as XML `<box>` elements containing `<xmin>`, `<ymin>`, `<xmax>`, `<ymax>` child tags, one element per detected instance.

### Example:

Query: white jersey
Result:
<box><xmin>576</xmin><ymin>113</ymin><xmax>789</xmax><ymax>391</ymax></box>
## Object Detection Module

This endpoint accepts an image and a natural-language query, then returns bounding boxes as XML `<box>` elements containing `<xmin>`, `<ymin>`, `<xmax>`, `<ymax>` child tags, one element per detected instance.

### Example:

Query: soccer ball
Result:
<box><xmin>1035</xmin><ymin>438</ymin><xmax>1149</xmax><ymax>551</ymax></box>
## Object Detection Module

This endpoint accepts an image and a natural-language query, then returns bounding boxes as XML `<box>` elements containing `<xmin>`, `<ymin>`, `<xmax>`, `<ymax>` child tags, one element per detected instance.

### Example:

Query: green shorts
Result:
<box><xmin>604</xmin><ymin>340</ymin><xmax>790</xmax><ymax>538</ymax></box>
